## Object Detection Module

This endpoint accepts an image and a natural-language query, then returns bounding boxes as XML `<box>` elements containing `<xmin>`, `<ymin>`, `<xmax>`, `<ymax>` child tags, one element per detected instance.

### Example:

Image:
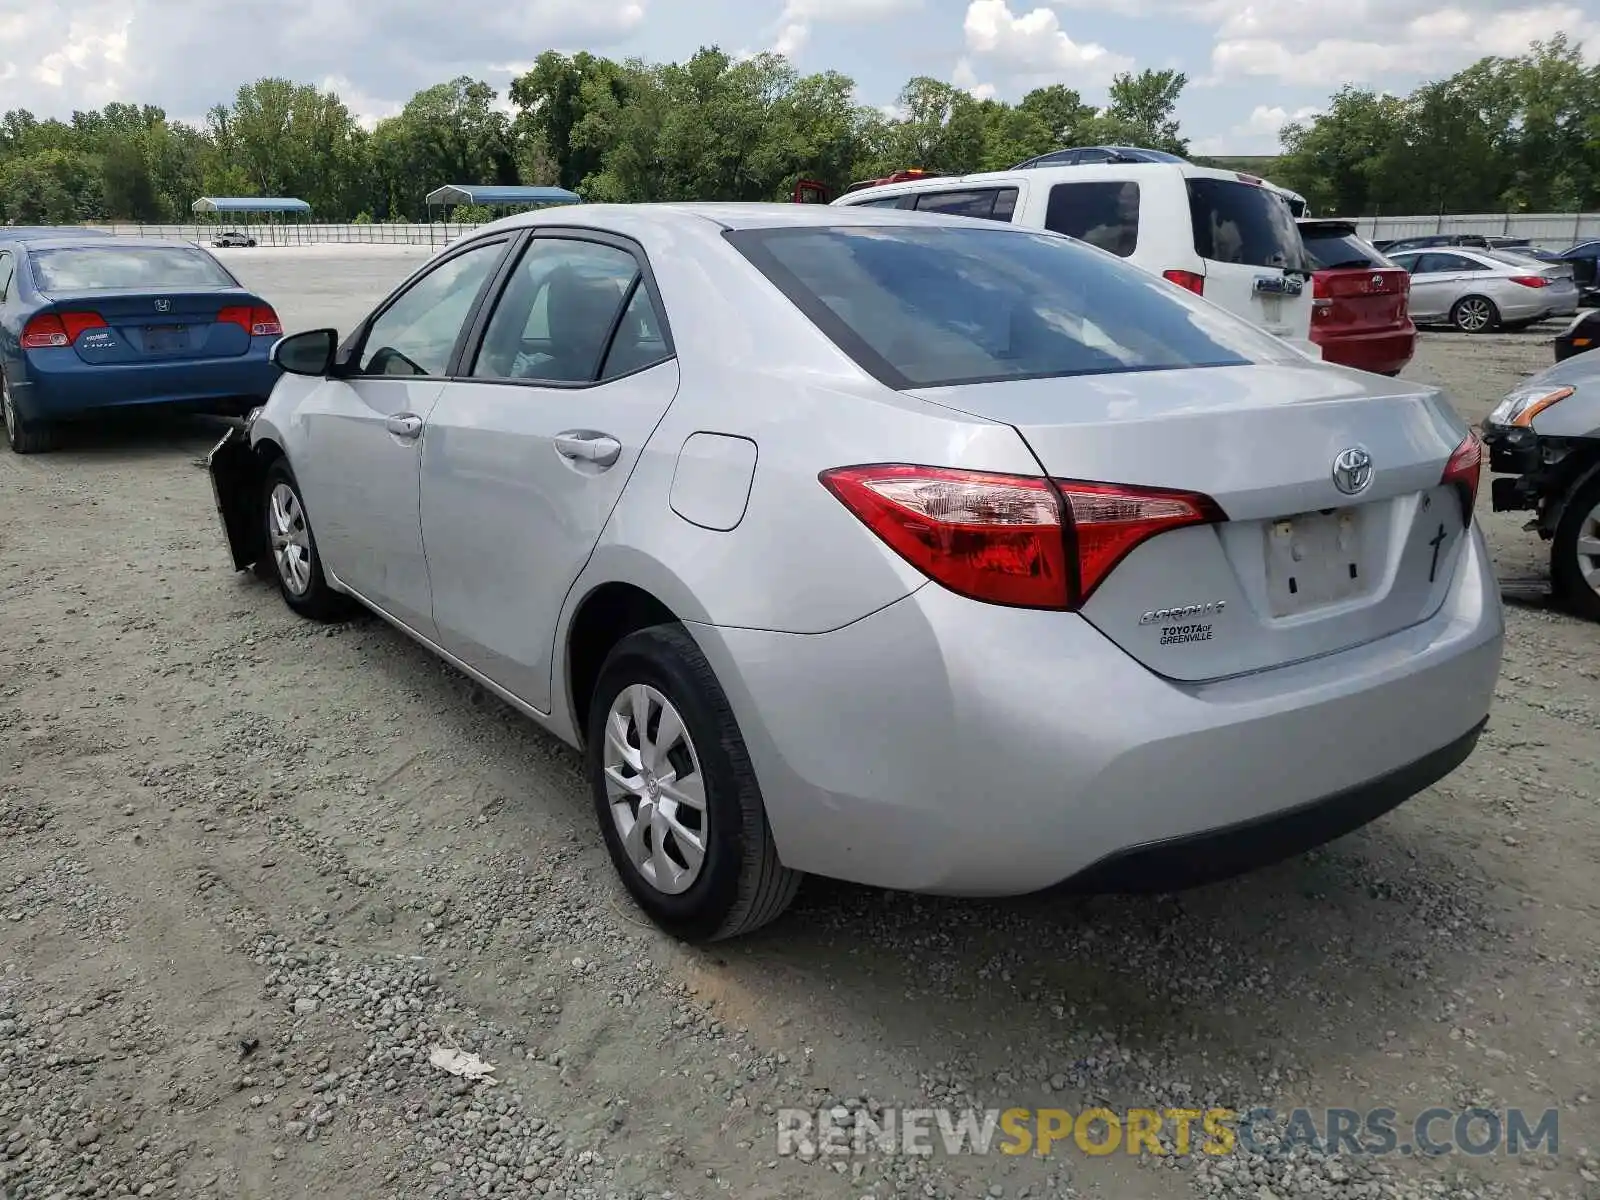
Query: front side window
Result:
<box><xmin>1044</xmin><ymin>182</ymin><xmax>1140</xmax><ymax>257</ymax></box>
<box><xmin>472</xmin><ymin>238</ymin><xmax>657</xmax><ymax>384</ymax></box>
<box><xmin>358</xmin><ymin>239</ymin><xmax>506</xmax><ymax>377</ymax></box>
<box><xmin>28</xmin><ymin>246</ymin><xmax>234</xmax><ymax>291</ymax></box>
<box><xmin>1187</xmin><ymin>178</ymin><xmax>1308</xmax><ymax>272</ymax></box>
<box><xmin>727</xmin><ymin>224</ymin><xmax>1290</xmax><ymax>391</ymax></box>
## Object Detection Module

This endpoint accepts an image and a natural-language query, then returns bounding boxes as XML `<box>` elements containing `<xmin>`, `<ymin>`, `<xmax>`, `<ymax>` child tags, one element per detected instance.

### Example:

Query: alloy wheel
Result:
<box><xmin>268</xmin><ymin>482</ymin><xmax>313</xmax><ymax>595</ymax></box>
<box><xmin>1576</xmin><ymin>499</ymin><xmax>1600</xmax><ymax>600</ymax></box>
<box><xmin>1455</xmin><ymin>297</ymin><xmax>1492</xmax><ymax>332</ymax></box>
<box><xmin>602</xmin><ymin>683</ymin><xmax>708</xmax><ymax>895</ymax></box>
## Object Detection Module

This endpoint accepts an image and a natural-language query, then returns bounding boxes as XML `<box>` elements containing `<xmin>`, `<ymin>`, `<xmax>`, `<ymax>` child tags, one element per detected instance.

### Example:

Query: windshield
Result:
<box><xmin>1299</xmin><ymin>227</ymin><xmax>1391</xmax><ymax>271</ymax></box>
<box><xmin>1187</xmin><ymin>178</ymin><xmax>1309</xmax><ymax>272</ymax></box>
<box><xmin>29</xmin><ymin>246</ymin><xmax>234</xmax><ymax>292</ymax></box>
<box><xmin>726</xmin><ymin>224</ymin><xmax>1293</xmax><ymax>390</ymax></box>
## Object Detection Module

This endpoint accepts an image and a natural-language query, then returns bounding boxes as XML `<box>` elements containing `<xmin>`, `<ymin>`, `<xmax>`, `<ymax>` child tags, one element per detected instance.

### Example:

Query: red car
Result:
<box><xmin>1298</xmin><ymin>219</ymin><xmax>1416</xmax><ymax>376</ymax></box>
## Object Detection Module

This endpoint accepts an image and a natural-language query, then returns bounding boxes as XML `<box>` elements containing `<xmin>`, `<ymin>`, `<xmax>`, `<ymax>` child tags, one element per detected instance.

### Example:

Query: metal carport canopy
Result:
<box><xmin>191</xmin><ymin>197</ymin><xmax>312</xmax><ymax>214</ymax></box>
<box><xmin>423</xmin><ymin>185</ymin><xmax>580</xmax><ymax>206</ymax></box>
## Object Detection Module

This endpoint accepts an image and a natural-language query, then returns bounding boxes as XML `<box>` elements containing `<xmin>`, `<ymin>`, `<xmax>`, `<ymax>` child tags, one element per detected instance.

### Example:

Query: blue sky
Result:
<box><xmin>2</xmin><ymin>0</ymin><xmax>1597</xmax><ymax>155</ymax></box>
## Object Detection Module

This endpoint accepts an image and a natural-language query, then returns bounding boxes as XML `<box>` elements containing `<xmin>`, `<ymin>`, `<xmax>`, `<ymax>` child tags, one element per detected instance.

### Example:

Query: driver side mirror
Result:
<box><xmin>272</xmin><ymin>328</ymin><xmax>338</xmax><ymax>377</ymax></box>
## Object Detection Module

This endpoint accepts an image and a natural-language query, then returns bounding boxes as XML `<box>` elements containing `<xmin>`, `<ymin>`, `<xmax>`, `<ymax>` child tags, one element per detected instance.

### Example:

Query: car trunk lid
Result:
<box><xmin>909</xmin><ymin>364</ymin><xmax>1477</xmax><ymax>681</ymax></box>
<box><xmin>1313</xmin><ymin>266</ymin><xmax>1411</xmax><ymax>332</ymax></box>
<box><xmin>35</xmin><ymin>289</ymin><xmax>267</xmax><ymax>363</ymax></box>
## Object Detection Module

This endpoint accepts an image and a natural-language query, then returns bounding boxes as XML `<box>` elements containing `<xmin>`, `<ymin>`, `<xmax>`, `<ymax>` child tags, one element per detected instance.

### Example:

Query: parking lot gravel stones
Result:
<box><xmin>1</xmin><ymin>252</ymin><xmax>1596</xmax><ymax>1199</ymax></box>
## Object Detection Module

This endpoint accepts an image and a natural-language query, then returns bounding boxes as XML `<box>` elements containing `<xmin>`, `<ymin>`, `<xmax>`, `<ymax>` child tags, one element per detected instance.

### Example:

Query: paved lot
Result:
<box><xmin>1</xmin><ymin>247</ymin><xmax>1596</xmax><ymax>1200</ymax></box>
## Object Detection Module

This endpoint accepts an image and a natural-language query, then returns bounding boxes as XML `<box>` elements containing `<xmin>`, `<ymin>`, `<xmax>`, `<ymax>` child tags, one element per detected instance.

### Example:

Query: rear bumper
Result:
<box><xmin>1309</xmin><ymin>325</ymin><xmax>1416</xmax><ymax>374</ymax></box>
<box><xmin>691</xmin><ymin>525</ymin><xmax>1503</xmax><ymax>896</ymax></box>
<box><xmin>14</xmin><ymin>343</ymin><xmax>279</xmax><ymax>420</ymax></box>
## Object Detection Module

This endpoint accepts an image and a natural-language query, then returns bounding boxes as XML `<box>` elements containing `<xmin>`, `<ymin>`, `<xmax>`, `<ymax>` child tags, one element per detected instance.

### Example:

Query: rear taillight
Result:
<box><xmin>219</xmin><ymin>304</ymin><xmax>283</xmax><ymax>337</ymax></box>
<box><xmin>1163</xmin><ymin>269</ymin><xmax>1205</xmax><ymax>295</ymax></box>
<box><xmin>21</xmin><ymin>311</ymin><xmax>106</xmax><ymax>348</ymax></box>
<box><xmin>820</xmin><ymin>464</ymin><xmax>1224</xmax><ymax>610</ymax></box>
<box><xmin>1441</xmin><ymin>433</ymin><xmax>1482</xmax><ymax>524</ymax></box>
<box><xmin>1508</xmin><ymin>275</ymin><xmax>1548</xmax><ymax>289</ymax></box>
<box><xmin>1056</xmin><ymin>481</ymin><xmax>1226</xmax><ymax>602</ymax></box>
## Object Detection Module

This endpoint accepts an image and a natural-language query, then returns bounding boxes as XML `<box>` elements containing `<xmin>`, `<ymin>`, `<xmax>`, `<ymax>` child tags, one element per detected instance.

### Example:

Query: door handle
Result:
<box><xmin>553</xmin><ymin>431</ymin><xmax>622</xmax><ymax>468</ymax></box>
<box><xmin>386</xmin><ymin>413</ymin><xmax>423</xmax><ymax>439</ymax></box>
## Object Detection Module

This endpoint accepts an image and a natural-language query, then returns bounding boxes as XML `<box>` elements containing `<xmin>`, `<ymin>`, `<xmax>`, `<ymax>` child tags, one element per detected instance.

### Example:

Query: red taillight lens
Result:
<box><xmin>1441</xmin><ymin>433</ymin><xmax>1482</xmax><ymax>524</ymax></box>
<box><xmin>820</xmin><ymin>465</ymin><xmax>1069</xmax><ymax>609</ymax></box>
<box><xmin>21</xmin><ymin>311</ymin><xmax>106</xmax><ymax>348</ymax></box>
<box><xmin>1055</xmin><ymin>480</ymin><xmax>1225</xmax><ymax>602</ymax></box>
<box><xmin>820</xmin><ymin>464</ymin><xmax>1225</xmax><ymax>610</ymax></box>
<box><xmin>250</xmin><ymin>305</ymin><xmax>282</xmax><ymax>336</ymax></box>
<box><xmin>218</xmin><ymin>304</ymin><xmax>281</xmax><ymax>336</ymax></box>
<box><xmin>1163</xmin><ymin>269</ymin><xmax>1205</xmax><ymax>295</ymax></box>
<box><xmin>1508</xmin><ymin>275</ymin><xmax>1548</xmax><ymax>289</ymax></box>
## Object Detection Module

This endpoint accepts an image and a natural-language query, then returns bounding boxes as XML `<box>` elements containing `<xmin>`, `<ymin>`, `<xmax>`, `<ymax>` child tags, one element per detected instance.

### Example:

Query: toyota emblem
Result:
<box><xmin>153</xmin><ymin>298</ymin><xmax>170</xmax><ymax>312</ymax></box>
<box><xmin>1332</xmin><ymin>447</ymin><xmax>1374</xmax><ymax>496</ymax></box>
<box><xmin>1371</xmin><ymin>274</ymin><xmax>1384</xmax><ymax>290</ymax></box>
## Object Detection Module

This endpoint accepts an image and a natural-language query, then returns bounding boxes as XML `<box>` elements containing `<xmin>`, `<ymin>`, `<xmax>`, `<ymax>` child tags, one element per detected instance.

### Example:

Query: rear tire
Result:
<box><xmin>2</xmin><ymin>374</ymin><xmax>58</xmax><ymax>454</ymax></box>
<box><xmin>261</xmin><ymin>458</ymin><xmax>349</xmax><ymax>622</ymax></box>
<box><xmin>1451</xmin><ymin>295</ymin><xmax>1500</xmax><ymax>333</ymax></box>
<box><xmin>586</xmin><ymin>624</ymin><xmax>800</xmax><ymax>942</ymax></box>
<box><xmin>1551</xmin><ymin>472</ymin><xmax>1600</xmax><ymax>622</ymax></box>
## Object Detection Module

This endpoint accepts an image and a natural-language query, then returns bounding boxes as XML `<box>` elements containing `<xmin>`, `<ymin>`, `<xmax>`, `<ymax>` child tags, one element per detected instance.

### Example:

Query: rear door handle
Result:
<box><xmin>386</xmin><ymin>413</ymin><xmax>423</xmax><ymax>439</ymax></box>
<box><xmin>553</xmin><ymin>431</ymin><xmax>622</xmax><ymax>468</ymax></box>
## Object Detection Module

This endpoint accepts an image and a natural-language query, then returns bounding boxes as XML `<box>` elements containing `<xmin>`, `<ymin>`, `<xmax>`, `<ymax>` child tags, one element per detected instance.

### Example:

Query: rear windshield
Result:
<box><xmin>1187</xmin><ymin>178</ymin><xmax>1308</xmax><ymax>272</ymax></box>
<box><xmin>29</xmin><ymin>246</ymin><xmax>234</xmax><ymax>292</ymax></box>
<box><xmin>726</xmin><ymin>224</ymin><xmax>1290</xmax><ymax>390</ymax></box>
<box><xmin>1299</xmin><ymin>227</ymin><xmax>1389</xmax><ymax>271</ymax></box>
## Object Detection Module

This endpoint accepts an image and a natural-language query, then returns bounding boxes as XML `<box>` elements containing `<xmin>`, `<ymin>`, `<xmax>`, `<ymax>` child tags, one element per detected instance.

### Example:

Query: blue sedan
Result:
<box><xmin>0</xmin><ymin>236</ymin><xmax>282</xmax><ymax>453</ymax></box>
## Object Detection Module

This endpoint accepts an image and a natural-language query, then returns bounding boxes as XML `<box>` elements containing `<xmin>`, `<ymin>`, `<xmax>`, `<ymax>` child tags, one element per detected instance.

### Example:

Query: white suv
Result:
<box><xmin>830</xmin><ymin>162</ymin><xmax>1317</xmax><ymax>351</ymax></box>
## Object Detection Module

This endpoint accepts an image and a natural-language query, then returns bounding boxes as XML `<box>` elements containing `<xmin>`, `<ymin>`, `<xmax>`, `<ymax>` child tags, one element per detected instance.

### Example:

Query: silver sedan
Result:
<box><xmin>207</xmin><ymin>203</ymin><xmax>1503</xmax><ymax>941</ymax></box>
<box><xmin>1388</xmin><ymin>247</ymin><xmax>1581</xmax><ymax>332</ymax></box>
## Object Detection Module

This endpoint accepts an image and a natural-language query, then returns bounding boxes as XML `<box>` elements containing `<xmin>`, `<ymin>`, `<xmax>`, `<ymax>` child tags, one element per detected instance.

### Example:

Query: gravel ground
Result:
<box><xmin>1</xmin><ymin>247</ymin><xmax>1597</xmax><ymax>1200</ymax></box>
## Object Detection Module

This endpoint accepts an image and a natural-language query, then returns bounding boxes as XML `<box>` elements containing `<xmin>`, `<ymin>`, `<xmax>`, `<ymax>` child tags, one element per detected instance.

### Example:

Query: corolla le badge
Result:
<box><xmin>1332</xmin><ymin>446</ymin><xmax>1374</xmax><ymax>495</ymax></box>
<box><xmin>153</xmin><ymin>299</ymin><xmax>170</xmax><ymax>313</ymax></box>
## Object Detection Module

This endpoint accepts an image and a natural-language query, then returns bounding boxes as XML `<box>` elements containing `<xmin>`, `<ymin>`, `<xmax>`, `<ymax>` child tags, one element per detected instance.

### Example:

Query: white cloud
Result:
<box><xmin>770</xmin><ymin>0</ymin><xmax>920</xmax><ymax>60</ymax></box>
<box><xmin>963</xmin><ymin>0</ymin><xmax>1134</xmax><ymax>89</ymax></box>
<box><xmin>1049</xmin><ymin>0</ymin><xmax>1600</xmax><ymax>84</ymax></box>
<box><xmin>951</xmin><ymin>57</ymin><xmax>998</xmax><ymax>100</ymax></box>
<box><xmin>0</xmin><ymin>0</ymin><xmax>648</xmax><ymax>122</ymax></box>
<box><xmin>1189</xmin><ymin>101</ymin><xmax>1322</xmax><ymax>155</ymax></box>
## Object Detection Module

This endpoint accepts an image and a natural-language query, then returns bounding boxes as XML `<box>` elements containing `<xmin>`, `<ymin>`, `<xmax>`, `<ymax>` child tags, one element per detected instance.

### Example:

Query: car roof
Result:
<box><xmin>474</xmin><ymin>201</ymin><xmax>1050</xmax><ymax>236</ymax></box>
<box><xmin>827</xmin><ymin>160</ymin><xmax>1248</xmax><ymax>203</ymax></box>
<box><xmin>1296</xmin><ymin>218</ymin><xmax>1359</xmax><ymax>234</ymax></box>
<box><xmin>4</xmin><ymin>235</ymin><xmax>210</xmax><ymax>252</ymax></box>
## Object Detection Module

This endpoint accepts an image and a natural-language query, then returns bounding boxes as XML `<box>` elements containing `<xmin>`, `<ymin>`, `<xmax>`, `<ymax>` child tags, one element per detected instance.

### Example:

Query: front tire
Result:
<box><xmin>2</xmin><ymin>374</ymin><xmax>58</xmax><ymax>454</ymax></box>
<box><xmin>1551</xmin><ymin>472</ymin><xmax>1600</xmax><ymax>622</ymax></box>
<box><xmin>586</xmin><ymin>625</ymin><xmax>800</xmax><ymax>942</ymax></box>
<box><xmin>1451</xmin><ymin>295</ymin><xmax>1499</xmax><ymax>333</ymax></box>
<box><xmin>261</xmin><ymin>458</ymin><xmax>348</xmax><ymax>621</ymax></box>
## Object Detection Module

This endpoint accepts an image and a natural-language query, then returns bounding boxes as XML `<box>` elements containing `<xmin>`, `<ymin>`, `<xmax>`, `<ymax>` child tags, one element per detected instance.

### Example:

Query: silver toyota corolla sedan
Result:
<box><xmin>1387</xmin><ymin>246</ymin><xmax>1581</xmax><ymax>332</ymax></box>
<box><xmin>206</xmin><ymin>203</ymin><xmax>1504</xmax><ymax>941</ymax></box>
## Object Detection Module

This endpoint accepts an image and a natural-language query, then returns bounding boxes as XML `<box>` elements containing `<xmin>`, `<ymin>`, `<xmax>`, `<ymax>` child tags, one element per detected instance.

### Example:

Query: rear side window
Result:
<box><xmin>1044</xmin><ymin>182</ymin><xmax>1140</xmax><ymax>257</ymax></box>
<box><xmin>28</xmin><ymin>246</ymin><xmax>234</xmax><ymax>291</ymax></box>
<box><xmin>726</xmin><ymin>224</ymin><xmax>1289</xmax><ymax>390</ymax></box>
<box><xmin>912</xmin><ymin>188</ymin><xmax>1019</xmax><ymax>222</ymax></box>
<box><xmin>0</xmin><ymin>252</ymin><xmax>13</xmax><ymax>300</ymax></box>
<box><xmin>1187</xmin><ymin>179</ymin><xmax>1308</xmax><ymax>272</ymax></box>
<box><xmin>1299</xmin><ymin>227</ymin><xmax>1388</xmax><ymax>270</ymax></box>
<box><xmin>849</xmin><ymin>195</ymin><xmax>912</xmax><ymax>209</ymax></box>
